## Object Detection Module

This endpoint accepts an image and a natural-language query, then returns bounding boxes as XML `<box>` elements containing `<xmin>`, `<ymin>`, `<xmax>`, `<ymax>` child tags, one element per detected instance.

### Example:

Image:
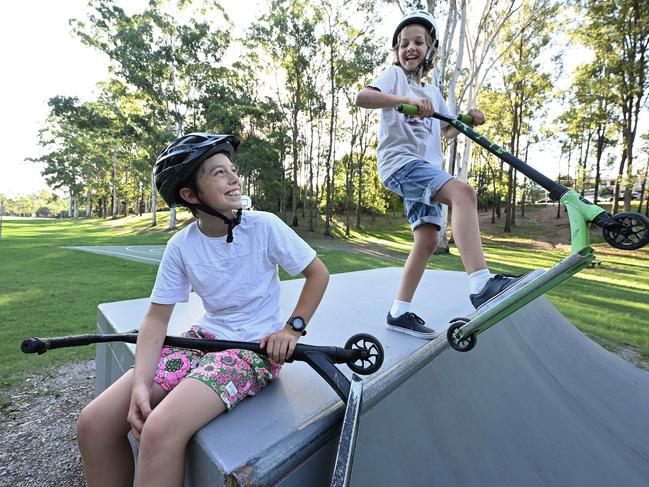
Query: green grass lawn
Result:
<box><xmin>1</xmin><ymin>209</ymin><xmax>648</xmax><ymax>406</ymax></box>
<box><xmin>0</xmin><ymin>213</ymin><xmax>401</xmax><ymax>405</ymax></box>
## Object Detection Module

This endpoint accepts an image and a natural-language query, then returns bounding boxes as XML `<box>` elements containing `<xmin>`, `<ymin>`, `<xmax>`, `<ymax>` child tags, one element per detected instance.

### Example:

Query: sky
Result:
<box><xmin>1</xmin><ymin>1</ymin><xmax>109</xmax><ymax>198</ymax></box>
<box><xmin>1</xmin><ymin>2</ymin><xmax>645</xmax><ymax>199</ymax></box>
<box><xmin>0</xmin><ymin>0</ymin><xmax>265</xmax><ymax>199</ymax></box>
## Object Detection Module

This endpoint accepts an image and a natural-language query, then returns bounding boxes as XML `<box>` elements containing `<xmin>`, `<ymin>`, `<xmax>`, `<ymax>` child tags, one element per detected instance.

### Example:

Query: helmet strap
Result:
<box><xmin>191</xmin><ymin>201</ymin><xmax>242</xmax><ymax>243</ymax></box>
<box><xmin>422</xmin><ymin>44</ymin><xmax>435</xmax><ymax>73</ymax></box>
<box><xmin>180</xmin><ymin>182</ymin><xmax>242</xmax><ymax>243</ymax></box>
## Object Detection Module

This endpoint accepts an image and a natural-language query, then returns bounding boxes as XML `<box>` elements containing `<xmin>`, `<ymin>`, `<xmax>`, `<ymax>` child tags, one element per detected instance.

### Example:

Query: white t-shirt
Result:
<box><xmin>150</xmin><ymin>211</ymin><xmax>317</xmax><ymax>341</ymax></box>
<box><xmin>369</xmin><ymin>65</ymin><xmax>451</xmax><ymax>182</ymax></box>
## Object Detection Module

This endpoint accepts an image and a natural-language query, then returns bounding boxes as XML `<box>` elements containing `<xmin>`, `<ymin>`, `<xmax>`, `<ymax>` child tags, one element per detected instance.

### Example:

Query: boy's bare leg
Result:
<box><xmin>433</xmin><ymin>179</ymin><xmax>487</xmax><ymax>274</ymax></box>
<box><xmin>136</xmin><ymin>378</ymin><xmax>227</xmax><ymax>487</ymax></box>
<box><xmin>396</xmin><ymin>223</ymin><xmax>439</xmax><ymax>302</ymax></box>
<box><xmin>77</xmin><ymin>370</ymin><xmax>166</xmax><ymax>487</ymax></box>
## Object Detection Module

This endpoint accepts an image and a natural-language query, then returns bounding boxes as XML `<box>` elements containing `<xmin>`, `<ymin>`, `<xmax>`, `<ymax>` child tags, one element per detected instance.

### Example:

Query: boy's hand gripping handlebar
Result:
<box><xmin>396</xmin><ymin>103</ymin><xmax>475</xmax><ymax>125</ymax></box>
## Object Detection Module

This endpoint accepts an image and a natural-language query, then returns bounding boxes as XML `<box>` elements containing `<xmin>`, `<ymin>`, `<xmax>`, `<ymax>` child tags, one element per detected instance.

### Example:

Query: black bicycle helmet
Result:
<box><xmin>154</xmin><ymin>132</ymin><xmax>242</xmax><ymax>242</ymax></box>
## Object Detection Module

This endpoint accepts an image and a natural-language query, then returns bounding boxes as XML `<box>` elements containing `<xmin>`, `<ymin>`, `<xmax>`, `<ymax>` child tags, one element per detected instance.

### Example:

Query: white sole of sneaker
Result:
<box><xmin>386</xmin><ymin>324</ymin><xmax>438</xmax><ymax>339</ymax></box>
<box><xmin>477</xmin><ymin>269</ymin><xmax>546</xmax><ymax>312</ymax></box>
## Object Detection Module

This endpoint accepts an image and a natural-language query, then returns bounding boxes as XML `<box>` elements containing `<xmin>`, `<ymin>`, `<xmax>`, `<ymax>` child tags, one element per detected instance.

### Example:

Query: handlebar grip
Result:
<box><xmin>396</xmin><ymin>104</ymin><xmax>474</xmax><ymax>125</ymax></box>
<box><xmin>457</xmin><ymin>113</ymin><xmax>474</xmax><ymax>125</ymax></box>
<box><xmin>396</xmin><ymin>103</ymin><xmax>419</xmax><ymax>116</ymax></box>
<box><xmin>21</xmin><ymin>338</ymin><xmax>48</xmax><ymax>354</ymax></box>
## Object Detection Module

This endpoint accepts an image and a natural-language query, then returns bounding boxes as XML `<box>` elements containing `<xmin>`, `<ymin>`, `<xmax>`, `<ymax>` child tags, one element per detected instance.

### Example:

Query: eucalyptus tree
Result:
<box><xmin>575</xmin><ymin>0</ymin><xmax>649</xmax><ymax>213</ymax></box>
<box><xmin>557</xmin><ymin>61</ymin><xmax>618</xmax><ymax>204</ymax></box>
<box><xmin>298</xmin><ymin>53</ymin><xmax>327</xmax><ymax>232</ymax></box>
<box><xmin>72</xmin><ymin>0</ymin><xmax>236</xmax><ymax>227</ymax></box>
<box><xmin>453</xmin><ymin>0</ymin><xmax>521</xmax><ymax>181</ymax></box>
<box><xmin>247</xmin><ymin>0</ymin><xmax>320</xmax><ymax>227</ymax></box>
<box><xmin>233</xmin><ymin>96</ymin><xmax>289</xmax><ymax>211</ymax></box>
<box><xmin>30</xmin><ymin>96</ymin><xmax>116</xmax><ymax>218</ymax></box>
<box><xmin>639</xmin><ymin>133</ymin><xmax>649</xmax><ymax>215</ymax></box>
<box><xmin>339</xmin><ymin>101</ymin><xmax>374</xmax><ymax>236</ymax></box>
<box><xmin>336</xmin><ymin>12</ymin><xmax>383</xmax><ymax>235</ymax></box>
<box><xmin>497</xmin><ymin>0</ymin><xmax>557</xmax><ymax>232</ymax></box>
<box><xmin>317</xmin><ymin>0</ymin><xmax>382</xmax><ymax>237</ymax></box>
<box><xmin>474</xmin><ymin>84</ymin><xmax>512</xmax><ymax>219</ymax></box>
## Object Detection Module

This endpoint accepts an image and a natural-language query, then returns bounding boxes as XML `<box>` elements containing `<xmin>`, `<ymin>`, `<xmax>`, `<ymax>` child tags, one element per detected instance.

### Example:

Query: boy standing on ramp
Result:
<box><xmin>355</xmin><ymin>11</ymin><xmax>542</xmax><ymax>339</ymax></box>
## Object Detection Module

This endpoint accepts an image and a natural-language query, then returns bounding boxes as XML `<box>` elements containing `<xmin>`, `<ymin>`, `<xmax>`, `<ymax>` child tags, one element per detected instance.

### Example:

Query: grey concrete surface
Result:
<box><xmin>66</xmin><ymin>245</ymin><xmax>165</xmax><ymax>264</ymax></box>
<box><xmin>96</xmin><ymin>267</ymin><xmax>649</xmax><ymax>486</ymax></box>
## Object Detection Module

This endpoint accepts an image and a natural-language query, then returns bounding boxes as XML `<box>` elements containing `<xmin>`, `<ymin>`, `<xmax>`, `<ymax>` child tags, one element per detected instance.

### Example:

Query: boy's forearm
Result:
<box><xmin>442</xmin><ymin>125</ymin><xmax>460</xmax><ymax>139</ymax></box>
<box><xmin>355</xmin><ymin>88</ymin><xmax>412</xmax><ymax>109</ymax></box>
<box><xmin>132</xmin><ymin>304</ymin><xmax>172</xmax><ymax>388</ymax></box>
<box><xmin>289</xmin><ymin>257</ymin><xmax>329</xmax><ymax>324</ymax></box>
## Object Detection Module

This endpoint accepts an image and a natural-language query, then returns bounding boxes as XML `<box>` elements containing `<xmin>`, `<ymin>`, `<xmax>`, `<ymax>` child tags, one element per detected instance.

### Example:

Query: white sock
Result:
<box><xmin>468</xmin><ymin>269</ymin><xmax>493</xmax><ymax>294</ymax></box>
<box><xmin>390</xmin><ymin>299</ymin><xmax>411</xmax><ymax>318</ymax></box>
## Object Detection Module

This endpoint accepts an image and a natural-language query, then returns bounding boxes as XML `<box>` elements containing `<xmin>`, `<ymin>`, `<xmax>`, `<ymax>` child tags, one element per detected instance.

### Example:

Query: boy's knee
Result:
<box><xmin>77</xmin><ymin>398</ymin><xmax>129</xmax><ymax>447</ymax></box>
<box><xmin>414</xmin><ymin>226</ymin><xmax>439</xmax><ymax>255</ymax></box>
<box><xmin>139</xmin><ymin>409</ymin><xmax>186</xmax><ymax>453</ymax></box>
<box><xmin>454</xmin><ymin>182</ymin><xmax>477</xmax><ymax>205</ymax></box>
<box><xmin>77</xmin><ymin>403</ymin><xmax>104</xmax><ymax>445</ymax></box>
<box><xmin>421</xmin><ymin>235</ymin><xmax>438</xmax><ymax>255</ymax></box>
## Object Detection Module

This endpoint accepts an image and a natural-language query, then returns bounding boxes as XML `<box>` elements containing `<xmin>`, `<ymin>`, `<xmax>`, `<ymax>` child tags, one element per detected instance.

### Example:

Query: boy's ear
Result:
<box><xmin>178</xmin><ymin>187</ymin><xmax>199</xmax><ymax>205</ymax></box>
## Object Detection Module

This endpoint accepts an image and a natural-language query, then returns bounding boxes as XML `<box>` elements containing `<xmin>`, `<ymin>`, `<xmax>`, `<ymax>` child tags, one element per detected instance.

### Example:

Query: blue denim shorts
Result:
<box><xmin>384</xmin><ymin>159</ymin><xmax>454</xmax><ymax>230</ymax></box>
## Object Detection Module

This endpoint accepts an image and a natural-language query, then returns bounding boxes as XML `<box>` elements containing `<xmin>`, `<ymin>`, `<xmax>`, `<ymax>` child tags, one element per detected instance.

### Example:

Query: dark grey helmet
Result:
<box><xmin>154</xmin><ymin>133</ymin><xmax>240</xmax><ymax>208</ymax></box>
<box><xmin>154</xmin><ymin>133</ymin><xmax>242</xmax><ymax>242</ymax></box>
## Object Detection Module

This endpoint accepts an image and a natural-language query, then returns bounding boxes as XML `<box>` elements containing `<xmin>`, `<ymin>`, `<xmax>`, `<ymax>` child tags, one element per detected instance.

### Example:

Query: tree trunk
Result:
<box><xmin>151</xmin><ymin>170</ymin><xmax>157</xmax><ymax>227</ymax></box>
<box><xmin>308</xmin><ymin>116</ymin><xmax>315</xmax><ymax>233</ymax></box>
<box><xmin>593</xmin><ymin>125</ymin><xmax>605</xmax><ymax>205</ymax></box>
<box><xmin>612</xmin><ymin>150</ymin><xmax>627</xmax><ymax>215</ymax></box>
<box><xmin>637</xmin><ymin>161</ymin><xmax>647</xmax><ymax>214</ymax></box>
<box><xmin>169</xmin><ymin>207</ymin><xmax>177</xmax><ymax>230</ymax></box>
<box><xmin>291</xmin><ymin>77</ymin><xmax>301</xmax><ymax>227</ymax></box>
<box><xmin>111</xmin><ymin>156</ymin><xmax>117</xmax><ymax>220</ymax></box>
<box><xmin>323</xmin><ymin>36</ymin><xmax>337</xmax><ymax>238</ymax></box>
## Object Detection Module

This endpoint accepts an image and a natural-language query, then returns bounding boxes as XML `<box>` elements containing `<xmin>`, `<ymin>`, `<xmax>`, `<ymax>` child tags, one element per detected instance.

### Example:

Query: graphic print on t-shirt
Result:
<box><xmin>403</xmin><ymin>113</ymin><xmax>433</xmax><ymax>140</ymax></box>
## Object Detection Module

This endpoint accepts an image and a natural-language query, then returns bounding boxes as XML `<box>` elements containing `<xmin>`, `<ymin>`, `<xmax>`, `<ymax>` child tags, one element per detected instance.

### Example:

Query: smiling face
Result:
<box><xmin>192</xmin><ymin>152</ymin><xmax>242</xmax><ymax>213</ymax></box>
<box><xmin>396</xmin><ymin>24</ymin><xmax>431</xmax><ymax>73</ymax></box>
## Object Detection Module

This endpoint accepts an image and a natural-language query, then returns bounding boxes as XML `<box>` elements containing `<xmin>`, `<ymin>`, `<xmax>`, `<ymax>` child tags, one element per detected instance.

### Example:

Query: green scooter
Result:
<box><xmin>397</xmin><ymin>103</ymin><xmax>649</xmax><ymax>352</ymax></box>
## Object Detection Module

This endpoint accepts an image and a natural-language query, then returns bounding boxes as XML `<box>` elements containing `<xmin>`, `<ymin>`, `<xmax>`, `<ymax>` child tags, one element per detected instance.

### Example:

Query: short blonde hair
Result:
<box><xmin>391</xmin><ymin>25</ymin><xmax>435</xmax><ymax>77</ymax></box>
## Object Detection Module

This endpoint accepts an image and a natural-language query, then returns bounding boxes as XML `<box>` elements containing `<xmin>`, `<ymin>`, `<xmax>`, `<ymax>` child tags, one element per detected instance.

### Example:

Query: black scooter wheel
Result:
<box><xmin>344</xmin><ymin>333</ymin><xmax>384</xmax><ymax>375</ymax></box>
<box><xmin>602</xmin><ymin>212</ymin><xmax>649</xmax><ymax>250</ymax></box>
<box><xmin>447</xmin><ymin>318</ymin><xmax>476</xmax><ymax>352</ymax></box>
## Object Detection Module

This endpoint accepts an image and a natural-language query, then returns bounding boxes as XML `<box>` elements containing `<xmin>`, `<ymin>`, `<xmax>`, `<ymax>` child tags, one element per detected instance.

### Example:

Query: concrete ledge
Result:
<box><xmin>97</xmin><ymin>268</ymin><xmax>470</xmax><ymax>486</ymax></box>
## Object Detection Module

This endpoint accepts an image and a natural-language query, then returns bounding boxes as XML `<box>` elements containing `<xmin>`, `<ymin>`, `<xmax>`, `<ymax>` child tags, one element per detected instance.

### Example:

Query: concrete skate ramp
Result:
<box><xmin>350</xmin><ymin>283</ymin><xmax>649</xmax><ymax>486</ymax></box>
<box><xmin>96</xmin><ymin>267</ymin><xmax>649</xmax><ymax>486</ymax></box>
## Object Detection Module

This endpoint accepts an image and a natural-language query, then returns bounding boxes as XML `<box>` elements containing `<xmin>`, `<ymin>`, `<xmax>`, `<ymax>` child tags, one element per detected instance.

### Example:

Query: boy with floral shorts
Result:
<box><xmin>76</xmin><ymin>133</ymin><xmax>330</xmax><ymax>486</ymax></box>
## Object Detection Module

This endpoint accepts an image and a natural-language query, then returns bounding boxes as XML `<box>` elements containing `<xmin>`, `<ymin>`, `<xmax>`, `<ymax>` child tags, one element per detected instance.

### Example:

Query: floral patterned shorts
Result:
<box><xmin>152</xmin><ymin>326</ymin><xmax>282</xmax><ymax>410</ymax></box>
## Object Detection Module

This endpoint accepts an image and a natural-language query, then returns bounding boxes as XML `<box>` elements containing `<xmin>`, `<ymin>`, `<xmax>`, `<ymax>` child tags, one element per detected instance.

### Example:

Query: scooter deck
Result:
<box><xmin>331</xmin><ymin>374</ymin><xmax>363</xmax><ymax>487</ymax></box>
<box><xmin>448</xmin><ymin>249</ymin><xmax>595</xmax><ymax>351</ymax></box>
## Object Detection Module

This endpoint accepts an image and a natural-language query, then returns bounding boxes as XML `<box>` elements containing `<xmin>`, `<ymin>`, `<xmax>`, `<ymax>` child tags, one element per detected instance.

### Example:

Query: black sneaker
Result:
<box><xmin>470</xmin><ymin>269</ymin><xmax>544</xmax><ymax>311</ymax></box>
<box><xmin>386</xmin><ymin>312</ymin><xmax>438</xmax><ymax>339</ymax></box>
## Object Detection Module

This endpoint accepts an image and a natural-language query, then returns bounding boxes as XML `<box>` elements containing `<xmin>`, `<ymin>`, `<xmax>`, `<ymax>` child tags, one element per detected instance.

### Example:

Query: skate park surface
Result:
<box><xmin>96</xmin><ymin>266</ymin><xmax>649</xmax><ymax>486</ymax></box>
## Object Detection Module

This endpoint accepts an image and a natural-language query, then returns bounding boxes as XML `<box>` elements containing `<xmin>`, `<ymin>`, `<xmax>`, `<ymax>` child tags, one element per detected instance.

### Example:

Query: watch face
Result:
<box><xmin>290</xmin><ymin>317</ymin><xmax>306</xmax><ymax>331</ymax></box>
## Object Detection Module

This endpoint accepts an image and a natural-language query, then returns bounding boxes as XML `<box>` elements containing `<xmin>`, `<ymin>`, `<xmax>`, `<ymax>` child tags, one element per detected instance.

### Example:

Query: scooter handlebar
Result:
<box><xmin>396</xmin><ymin>103</ymin><xmax>474</xmax><ymax>125</ymax></box>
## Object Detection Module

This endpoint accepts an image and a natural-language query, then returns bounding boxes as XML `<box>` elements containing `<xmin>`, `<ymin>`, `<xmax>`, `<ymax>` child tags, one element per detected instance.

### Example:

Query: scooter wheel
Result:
<box><xmin>602</xmin><ymin>212</ymin><xmax>649</xmax><ymax>250</ymax></box>
<box><xmin>344</xmin><ymin>333</ymin><xmax>384</xmax><ymax>375</ymax></box>
<box><xmin>447</xmin><ymin>318</ymin><xmax>476</xmax><ymax>352</ymax></box>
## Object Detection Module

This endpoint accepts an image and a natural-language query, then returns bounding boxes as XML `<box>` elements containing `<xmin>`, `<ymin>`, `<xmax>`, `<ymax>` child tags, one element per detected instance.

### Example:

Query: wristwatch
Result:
<box><xmin>287</xmin><ymin>316</ymin><xmax>307</xmax><ymax>336</ymax></box>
